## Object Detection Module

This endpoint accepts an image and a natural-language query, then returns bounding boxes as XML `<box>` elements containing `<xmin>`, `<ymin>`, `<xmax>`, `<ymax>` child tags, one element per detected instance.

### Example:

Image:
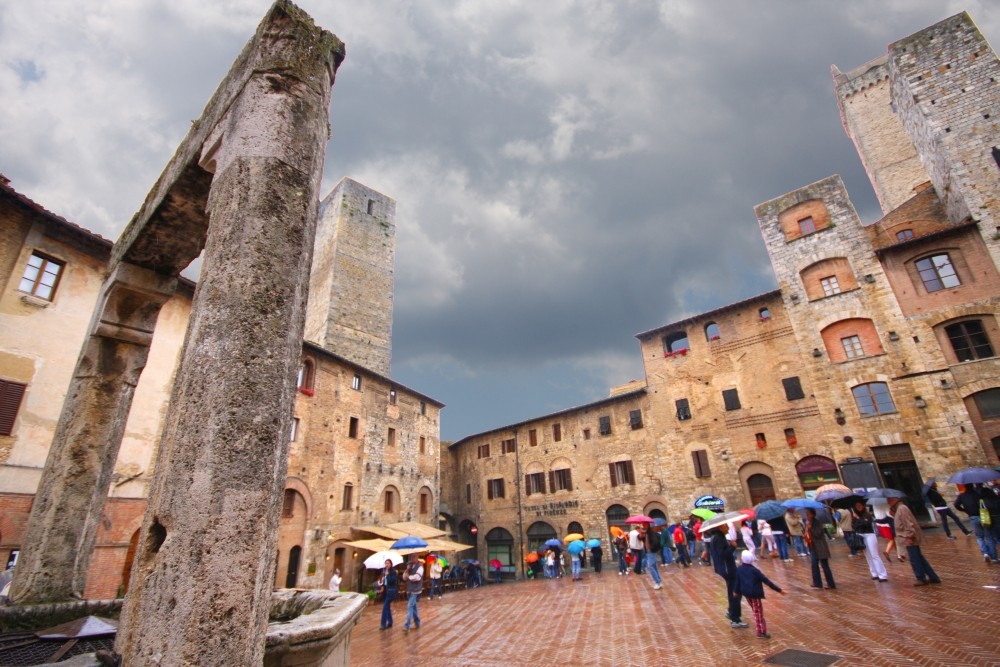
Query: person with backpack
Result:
<box><xmin>954</xmin><ymin>484</ymin><xmax>998</xmax><ymax>563</ymax></box>
<box><xmin>642</xmin><ymin>524</ymin><xmax>663</xmax><ymax>590</ymax></box>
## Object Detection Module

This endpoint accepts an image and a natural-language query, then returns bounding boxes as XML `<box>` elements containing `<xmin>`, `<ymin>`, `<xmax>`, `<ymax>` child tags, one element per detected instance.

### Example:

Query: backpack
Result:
<box><xmin>648</xmin><ymin>529</ymin><xmax>661</xmax><ymax>553</ymax></box>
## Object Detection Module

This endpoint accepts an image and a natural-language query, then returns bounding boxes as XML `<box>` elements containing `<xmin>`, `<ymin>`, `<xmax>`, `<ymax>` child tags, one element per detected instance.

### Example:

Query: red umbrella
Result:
<box><xmin>489</xmin><ymin>559</ymin><xmax>502</xmax><ymax>570</ymax></box>
<box><xmin>739</xmin><ymin>508</ymin><xmax>755</xmax><ymax>520</ymax></box>
<box><xmin>625</xmin><ymin>515</ymin><xmax>654</xmax><ymax>524</ymax></box>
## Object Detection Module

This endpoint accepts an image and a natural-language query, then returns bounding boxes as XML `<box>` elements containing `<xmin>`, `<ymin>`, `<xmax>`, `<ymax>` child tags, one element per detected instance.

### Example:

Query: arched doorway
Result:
<box><xmin>526</xmin><ymin>521</ymin><xmax>556</xmax><ymax>554</ymax></box>
<box><xmin>567</xmin><ymin>521</ymin><xmax>583</xmax><ymax>535</ymax></box>
<box><xmin>485</xmin><ymin>527</ymin><xmax>514</xmax><ymax>580</ymax></box>
<box><xmin>276</xmin><ymin>488</ymin><xmax>308</xmax><ymax>588</ymax></box>
<box><xmin>747</xmin><ymin>473</ymin><xmax>776</xmax><ymax>505</ymax></box>
<box><xmin>285</xmin><ymin>545</ymin><xmax>302</xmax><ymax>588</ymax></box>
<box><xmin>795</xmin><ymin>455</ymin><xmax>840</xmax><ymax>492</ymax></box>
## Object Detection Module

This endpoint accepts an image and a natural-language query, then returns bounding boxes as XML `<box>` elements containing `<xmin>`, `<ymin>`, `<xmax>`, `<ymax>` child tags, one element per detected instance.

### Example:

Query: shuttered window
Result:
<box><xmin>722</xmin><ymin>388</ymin><xmax>741</xmax><ymax>411</ymax></box>
<box><xmin>692</xmin><ymin>450</ymin><xmax>711</xmax><ymax>478</ymax></box>
<box><xmin>609</xmin><ymin>460</ymin><xmax>635</xmax><ymax>487</ymax></box>
<box><xmin>551</xmin><ymin>468</ymin><xmax>573</xmax><ymax>492</ymax></box>
<box><xmin>0</xmin><ymin>380</ymin><xmax>27</xmax><ymax>436</ymax></box>
<box><xmin>487</xmin><ymin>478</ymin><xmax>505</xmax><ymax>500</ymax></box>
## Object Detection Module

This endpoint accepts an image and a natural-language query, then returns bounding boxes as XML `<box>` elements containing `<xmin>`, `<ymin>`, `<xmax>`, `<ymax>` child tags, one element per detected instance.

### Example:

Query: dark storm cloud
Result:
<box><xmin>2</xmin><ymin>1</ymin><xmax>997</xmax><ymax>439</ymax></box>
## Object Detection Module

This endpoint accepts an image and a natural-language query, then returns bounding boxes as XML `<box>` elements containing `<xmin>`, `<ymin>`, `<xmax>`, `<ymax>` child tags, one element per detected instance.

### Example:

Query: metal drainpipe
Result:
<box><xmin>513</xmin><ymin>430</ymin><xmax>525</xmax><ymax>580</ymax></box>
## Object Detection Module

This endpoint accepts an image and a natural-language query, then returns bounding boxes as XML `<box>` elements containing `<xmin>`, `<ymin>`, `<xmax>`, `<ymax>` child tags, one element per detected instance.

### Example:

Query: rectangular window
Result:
<box><xmin>341</xmin><ymin>484</ymin><xmax>353</xmax><ymax>510</ymax></box>
<box><xmin>18</xmin><ymin>252</ymin><xmax>64</xmax><ymax>301</ymax></box>
<box><xmin>629</xmin><ymin>409</ymin><xmax>643</xmax><ymax>430</ymax></box>
<box><xmin>387</xmin><ymin>427</ymin><xmax>396</xmax><ymax>447</ymax></box>
<box><xmin>609</xmin><ymin>460</ymin><xmax>635</xmax><ymax>487</ymax></box>
<box><xmin>945</xmin><ymin>320</ymin><xmax>994</xmax><ymax>362</ymax></box>
<box><xmin>419</xmin><ymin>436</ymin><xmax>426</xmax><ymax>454</ymax></box>
<box><xmin>550</xmin><ymin>468</ymin><xmax>573</xmax><ymax>492</ymax></box>
<box><xmin>420</xmin><ymin>401</ymin><xmax>426</xmax><ymax>416</ymax></box>
<box><xmin>477</xmin><ymin>443</ymin><xmax>490</xmax><ymax>459</ymax></box>
<box><xmin>348</xmin><ymin>416</ymin><xmax>359</xmax><ymax>438</ymax></box>
<box><xmin>598</xmin><ymin>415</ymin><xmax>612</xmax><ymax>436</ymax></box>
<box><xmin>529</xmin><ymin>429</ymin><xmax>538</xmax><ymax>446</ymax></box>
<box><xmin>798</xmin><ymin>217</ymin><xmax>816</xmax><ymax>235</ymax></box>
<box><xmin>466</xmin><ymin>484</ymin><xmax>471</xmax><ymax>504</ymax></box>
<box><xmin>384</xmin><ymin>490</ymin><xmax>394</xmax><ymax>512</ymax></box>
<box><xmin>852</xmin><ymin>382</ymin><xmax>896</xmax><ymax>416</ymax></box>
<box><xmin>282</xmin><ymin>489</ymin><xmax>296</xmax><ymax>517</ymax></box>
<box><xmin>525</xmin><ymin>472</ymin><xmax>546</xmax><ymax>496</ymax></box>
<box><xmin>367</xmin><ymin>198</ymin><xmax>375</xmax><ymax>215</ymax></box>
<box><xmin>0</xmin><ymin>380</ymin><xmax>27</xmax><ymax>436</ymax></box>
<box><xmin>916</xmin><ymin>254</ymin><xmax>961</xmax><ymax>292</ymax></box>
<box><xmin>781</xmin><ymin>377</ymin><xmax>805</xmax><ymax>401</ymax></box>
<box><xmin>501</xmin><ymin>438</ymin><xmax>515</xmax><ymax>454</ymax></box>
<box><xmin>841</xmin><ymin>335</ymin><xmax>864</xmax><ymax>359</ymax></box>
<box><xmin>420</xmin><ymin>492</ymin><xmax>430</xmax><ymax>514</ymax></box>
<box><xmin>755</xmin><ymin>433</ymin><xmax>767</xmax><ymax>447</ymax></box>
<box><xmin>487</xmin><ymin>478</ymin><xmax>505</xmax><ymax>500</ymax></box>
<box><xmin>351</xmin><ymin>374</ymin><xmax>362</xmax><ymax>391</ymax></box>
<box><xmin>675</xmin><ymin>398</ymin><xmax>691</xmax><ymax>421</ymax></box>
<box><xmin>552</xmin><ymin>423</ymin><xmax>562</xmax><ymax>442</ymax></box>
<box><xmin>784</xmin><ymin>428</ymin><xmax>797</xmax><ymax>447</ymax></box>
<box><xmin>389</xmin><ymin>387</ymin><xmax>397</xmax><ymax>405</ymax></box>
<box><xmin>820</xmin><ymin>275</ymin><xmax>841</xmax><ymax>296</ymax></box>
<box><xmin>290</xmin><ymin>417</ymin><xmax>300</xmax><ymax>442</ymax></box>
<box><xmin>692</xmin><ymin>450</ymin><xmax>711</xmax><ymax>478</ymax></box>
<box><xmin>722</xmin><ymin>388</ymin><xmax>741</xmax><ymax>411</ymax></box>
<box><xmin>582</xmin><ymin>428</ymin><xmax>591</xmax><ymax>440</ymax></box>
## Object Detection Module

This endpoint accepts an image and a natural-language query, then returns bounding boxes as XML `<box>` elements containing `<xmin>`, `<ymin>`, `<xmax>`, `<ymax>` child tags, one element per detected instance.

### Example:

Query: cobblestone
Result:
<box><xmin>350</xmin><ymin>531</ymin><xmax>1000</xmax><ymax>666</ymax></box>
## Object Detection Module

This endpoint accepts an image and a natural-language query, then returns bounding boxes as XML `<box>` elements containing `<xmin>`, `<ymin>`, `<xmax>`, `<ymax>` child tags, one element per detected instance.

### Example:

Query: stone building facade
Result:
<box><xmin>0</xmin><ymin>175</ymin><xmax>441</xmax><ymax>597</ymax></box>
<box><xmin>442</xmin><ymin>11</ymin><xmax>1000</xmax><ymax>572</ymax></box>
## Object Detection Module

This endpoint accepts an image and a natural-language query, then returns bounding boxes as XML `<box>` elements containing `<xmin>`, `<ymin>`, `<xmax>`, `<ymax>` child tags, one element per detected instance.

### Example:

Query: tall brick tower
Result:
<box><xmin>304</xmin><ymin>177</ymin><xmax>396</xmax><ymax>376</ymax></box>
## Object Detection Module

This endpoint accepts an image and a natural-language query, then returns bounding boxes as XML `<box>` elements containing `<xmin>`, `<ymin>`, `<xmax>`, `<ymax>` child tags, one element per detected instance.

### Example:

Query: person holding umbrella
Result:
<box><xmin>428</xmin><ymin>554</ymin><xmax>444</xmax><ymax>599</ymax></box>
<box><xmin>588</xmin><ymin>539</ymin><xmax>603</xmax><ymax>574</ymax></box>
<box><xmin>888</xmin><ymin>495</ymin><xmax>940</xmax><ymax>586</ymax></box>
<box><xmin>379</xmin><ymin>559</ymin><xmax>399</xmax><ymax>630</ymax></box>
<box><xmin>924</xmin><ymin>479</ymin><xmax>970</xmax><ymax>539</ymax></box>
<box><xmin>708</xmin><ymin>526</ymin><xmax>747</xmax><ymax>629</ymax></box>
<box><xmin>851</xmin><ymin>500</ymin><xmax>888</xmax><ymax>582</ymax></box>
<box><xmin>805</xmin><ymin>508</ymin><xmax>836</xmax><ymax>590</ymax></box>
<box><xmin>785</xmin><ymin>509</ymin><xmax>808</xmax><ymax>557</ymax></box>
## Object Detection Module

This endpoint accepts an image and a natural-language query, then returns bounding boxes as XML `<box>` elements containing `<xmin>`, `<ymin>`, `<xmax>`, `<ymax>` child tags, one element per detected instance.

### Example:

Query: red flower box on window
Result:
<box><xmin>664</xmin><ymin>349</ymin><xmax>689</xmax><ymax>359</ymax></box>
<box><xmin>298</xmin><ymin>387</ymin><xmax>315</xmax><ymax>397</ymax></box>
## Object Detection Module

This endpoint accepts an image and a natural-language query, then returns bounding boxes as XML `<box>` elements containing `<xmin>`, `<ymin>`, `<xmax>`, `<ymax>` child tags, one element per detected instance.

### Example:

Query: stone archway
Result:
<box><xmin>738</xmin><ymin>461</ymin><xmax>776</xmax><ymax>506</ymax></box>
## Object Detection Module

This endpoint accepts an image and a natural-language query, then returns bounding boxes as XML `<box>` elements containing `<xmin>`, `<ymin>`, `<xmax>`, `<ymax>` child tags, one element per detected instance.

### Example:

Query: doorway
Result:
<box><xmin>747</xmin><ymin>474</ymin><xmax>776</xmax><ymax>506</ymax></box>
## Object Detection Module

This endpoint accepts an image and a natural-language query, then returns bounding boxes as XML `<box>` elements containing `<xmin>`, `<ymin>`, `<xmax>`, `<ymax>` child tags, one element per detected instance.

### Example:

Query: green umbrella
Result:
<box><xmin>691</xmin><ymin>508</ymin><xmax>716</xmax><ymax>520</ymax></box>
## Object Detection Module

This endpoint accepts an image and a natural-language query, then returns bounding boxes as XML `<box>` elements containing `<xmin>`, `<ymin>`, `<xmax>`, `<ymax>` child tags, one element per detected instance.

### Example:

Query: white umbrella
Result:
<box><xmin>363</xmin><ymin>550</ymin><xmax>403</xmax><ymax>570</ymax></box>
<box><xmin>699</xmin><ymin>511</ymin><xmax>751</xmax><ymax>532</ymax></box>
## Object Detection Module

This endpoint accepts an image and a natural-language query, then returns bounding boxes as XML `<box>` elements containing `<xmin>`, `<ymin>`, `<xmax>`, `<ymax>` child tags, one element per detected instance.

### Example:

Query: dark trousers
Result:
<box><xmin>810</xmin><ymin>553</ymin><xmax>835</xmax><ymax>588</ymax></box>
<box><xmin>724</xmin><ymin>573</ymin><xmax>742</xmax><ymax>622</ymax></box>
<box><xmin>380</xmin><ymin>590</ymin><xmax>395</xmax><ymax>628</ymax></box>
<box><xmin>906</xmin><ymin>544</ymin><xmax>940</xmax><ymax>582</ymax></box>
<box><xmin>935</xmin><ymin>507</ymin><xmax>970</xmax><ymax>537</ymax></box>
<box><xmin>633</xmin><ymin>548</ymin><xmax>645</xmax><ymax>574</ymax></box>
<box><xmin>675</xmin><ymin>545</ymin><xmax>691</xmax><ymax>567</ymax></box>
<box><xmin>593</xmin><ymin>554</ymin><xmax>602</xmax><ymax>573</ymax></box>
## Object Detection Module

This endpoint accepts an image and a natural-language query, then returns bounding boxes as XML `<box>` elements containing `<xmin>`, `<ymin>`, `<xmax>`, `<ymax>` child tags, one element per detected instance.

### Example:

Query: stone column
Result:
<box><xmin>114</xmin><ymin>5</ymin><xmax>343</xmax><ymax>665</ymax></box>
<box><xmin>8</xmin><ymin>263</ymin><xmax>177</xmax><ymax>604</ymax></box>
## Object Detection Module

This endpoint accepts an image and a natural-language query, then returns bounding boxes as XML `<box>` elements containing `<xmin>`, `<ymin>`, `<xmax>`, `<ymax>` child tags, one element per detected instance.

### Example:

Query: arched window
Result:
<box><xmin>896</xmin><ymin>229</ymin><xmax>914</xmax><ymax>241</ymax></box>
<box><xmin>705</xmin><ymin>322</ymin><xmax>720</xmax><ymax>342</ymax></box>
<box><xmin>972</xmin><ymin>388</ymin><xmax>1000</xmax><ymax>419</ymax></box>
<box><xmin>285</xmin><ymin>545</ymin><xmax>302</xmax><ymax>587</ymax></box>
<box><xmin>567</xmin><ymin>521</ymin><xmax>583</xmax><ymax>535</ymax></box>
<box><xmin>526</xmin><ymin>521</ymin><xmax>557</xmax><ymax>554</ymax></box>
<box><xmin>297</xmin><ymin>359</ymin><xmax>315</xmax><ymax>394</ymax></box>
<box><xmin>485</xmin><ymin>527</ymin><xmax>514</xmax><ymax>579</ymax></box>
<box><xmin>663</xmin><ymin>332</ymin><xmax>689</xmax><ymax>356</ymax></box>
<box><xmin>759</xmin><ymin>307</ymin><xmax>771</xmax><ymax>321</ymax></box>
<box><xmin>915</xmin><ymin>253</ymin><xmax>960</xmax><ymax>292</ymax></box>
<box><xmin>851</xmin><ymin>382</ymin><xmax>896</xmax><ymax>416</ymax></box>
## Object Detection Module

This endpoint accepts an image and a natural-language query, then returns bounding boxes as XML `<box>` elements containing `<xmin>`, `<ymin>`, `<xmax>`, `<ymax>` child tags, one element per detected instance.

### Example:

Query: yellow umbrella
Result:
<box><xmin>563</xmin><ymin>533</ymin><xmax>585</xmax><ymax>544</ymax></box>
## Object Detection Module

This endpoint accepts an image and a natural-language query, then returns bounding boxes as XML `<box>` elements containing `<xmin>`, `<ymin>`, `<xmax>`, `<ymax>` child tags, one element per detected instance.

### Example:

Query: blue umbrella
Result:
<box><xmin>754</xmin><ymin>500</ymin><xmax>788</xmax><ymax>522</ymax></box>
<box><xmin>865</xmin><ymin>487</ymin><xmax>907</xmax><ymax>499</ymax></box>
<box><xmin>947</xmin><ymin>467</ymin><xmax>1000</xmax><ymax>485</ymax></box>
<box><xmin>782</xmin><ymin>498</ymin><xmax>825</xmax><ymax>510</ymax></box>
<box><xmin>567</xmin><ymin>540</ymin><xmax>586</xmax><ymax>555</ymax></box>
<box><xmin>652</xmin><ymin>517</ymin><xmax>668</xmax><ymax>527</ymax></box>
<box><xmin>544</xmin><ymin>538</ymin><xmax>562</xmax><ymax>548</ymax></box>
<box><xmin>391</xmin><ymin>536</ymin><xmax>428</xmax><ymax>549</ymax></box>
<box><xmin>585</xmin><ymin>538</ymin><xmax>601</xmax><ymax>548</ymax></box>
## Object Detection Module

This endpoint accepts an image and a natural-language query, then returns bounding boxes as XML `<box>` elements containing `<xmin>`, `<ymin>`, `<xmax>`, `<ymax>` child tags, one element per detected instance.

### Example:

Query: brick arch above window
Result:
<box><xmin>800</xmin><ymin>257</ymin><xmax>858</xmax><ymax>301</ymax></box>
<box><xmin>933</xmin><ymin>315</ymin><xmax>998</xmax><ymax>365</ymax></box>
<box><xmin>283</xmin><ymin>476</ymin><xmax>314</xmax><ymax>522</ymax></box>
<box><xmin>778</xmin><ymin>199</ymin><xmax>833</xmax><ymax>242</ymax></box>
<box><xmin>820</xmin><ymin>318</ymin><xmax>884</xmax><ymax>362</ymax></box>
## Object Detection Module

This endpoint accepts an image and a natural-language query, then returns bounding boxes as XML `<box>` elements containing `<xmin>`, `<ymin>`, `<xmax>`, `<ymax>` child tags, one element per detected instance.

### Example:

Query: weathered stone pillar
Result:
<box><xmin>8</xmin><ymin>263</ymin><xmax>177</xmax><ymax>604</ymax></box>
<box><xmin>113</xmin><ymin>3</ymin><xmax>344</xmax><ymax>665</ymax></box>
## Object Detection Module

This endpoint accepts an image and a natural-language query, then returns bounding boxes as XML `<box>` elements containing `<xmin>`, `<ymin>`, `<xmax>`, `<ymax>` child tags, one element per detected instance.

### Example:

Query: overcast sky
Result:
<box><xmin>2</xmin><ymin>1</ymin><xmax>998</xmax><ymax>441</ymax></box>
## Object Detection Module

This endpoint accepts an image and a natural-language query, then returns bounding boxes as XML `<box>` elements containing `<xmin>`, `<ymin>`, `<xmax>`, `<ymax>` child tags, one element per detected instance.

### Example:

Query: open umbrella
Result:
<box><xmin>814</xmin><ymin>483</ymin><xmax>852</xmax><ymax>502</ymax></box>
<box><xmin>754</xmin><ymin>500</ymin><xmax>787</xmax><ymax>522</ymax></box>
<box><xmin>567</xmin><ymin>540</ymin><xmax>586</xmax><ymax>555</ymax></box>
<box><xmin>563</xmin><ymin>532</ymin><xmax>585</xmax><ymax>544</ymax></box>
<box><xmin>739</xmin><ymin>508</ymin><xmax>756</xmax><ymax>520</ymax></box>
<box><xmin>363</xmin><ymin>550</ymin><xmax>403</xmax><ymax>569</ymax></box>
<box><xmin>829</xmin><ymin>493</ymin><xmax>868</xmax><ymax>509</ymax></box>
<box><xmin>652</xmin><ymin>517</ymin><xmax>668</xmax><ymax>527</ymax></box>
<box><xmin>691</xmin><ymin>508</ymin><xmax>716</xmax><ymax>520</ymax></box>
<box><xmin>625</xmin><ymin>515</ymin><xmax>654</xmax><ymax>524</ymax></box>
<box><xmin>865</xmin><ymin>487</ymin><xmax>907</xmax><ymax>499</ymax></box>
<box><xmin>699</xmin><ymin>511</ymin><xmax>749</xmax><ymax>532</ymax></box>
<box><xmin>437</xmin><ymin>555</ymin><xmax>449</xmax><ymax>568</ymax></box>
<box><xmin>586</xmin><ymin>538</ymin><xmax>601</xmax><ymax>548</ymax></box>
<box><xmin>544</xmin><ymin>538</ymin><xmax>563</xmax><ymax>548</ymax></box>
<box><xmin>947</xmin><ymin>467</ymin><xmax>1000</xmax><ymax>485</ymax></box>
<box><xmin>609</xmin><ymin>526</ymin><xmax>625</xmax><ymax>538</ymax></box>
<box><xmin>782</xmin><ymin>498</ymin><xmax>826</xmax><ymax>510</ymax></box>
<box><xmin>921</xmin><ymin>477</ymin><xmax>936</xmax><ymax>495</ymax></box>
<box><xmin>524</xmin><ymin>552</ymin><xmax>539</xmax><ymax>563</ymax></box>
<box><xmin>391</xmin><ymin>536</ymin><xmax>429</xmax><ymax>550</ymax></box>
<box><xmin>489</xmin><ymin>559</ymin><xmax>502</xmax><ymax>570</ymax></box>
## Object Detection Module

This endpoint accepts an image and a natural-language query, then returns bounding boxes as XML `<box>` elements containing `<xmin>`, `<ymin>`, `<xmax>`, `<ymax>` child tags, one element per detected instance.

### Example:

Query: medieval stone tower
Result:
<box><xmin>305</xmin><ymin>177</ymin><xmax>396</xmax><ymax>376</ymax></box>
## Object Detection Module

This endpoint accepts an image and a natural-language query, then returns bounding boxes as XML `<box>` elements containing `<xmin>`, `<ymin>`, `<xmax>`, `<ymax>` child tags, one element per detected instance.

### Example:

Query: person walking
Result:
<box><xmin>643</xmin><ymin>525</ymin><xmax>663</xmax><ymax>590</ymax></box>
<box><xmin>709</xmin><ymin>527</ymin><xmax>748</xmax><ymax>630</ymax></box>
<box><xmin>740</xmin><ymin>521</ymin><xmax>756</xmax><ymax>559</ymax></box>
<box><xmin>925</xmin><ymin>481</ymin><xmax>970</xmax><ymax>539</ymax></box>
<box><xmin>659</xmin><ymin>527</ymin><xmax>674</xmax><ymax>566</ymax></box>
<box><xmin>403</xmin><ymin>554</ymin><xmax>424</xmax><ymax>632</ymax></box>
<box><xmin>628</xmin><ymin>525</ymin><xmax>645</xmax><ymax>574</ymax></box>
<box><xmin>836</xmin><ymin>505</ymin><xmax>860</xmax><ymax>557</ymax></box>
<box><xmin>955</xmin><ymin>484</ymin><xmax>999</xmax><ymax>563</ymax></box>
<box><xmin>758</xmin><ymin>519</ymin><xmax>777</xmax><ymax>558</ymax></box>
<box><xmin>851</xmin><ymin>501</ymin><xmax>888</xmax><ymax>582</ymax></box>
<box><xmin>428</xmin><ymin>556</ymin><xmax>444</xmax><ymax>599</ymax></box>
<box><xmin>613</xmin><ymin>534</ymin><xmax>629</xmax><ymax>575</ymax></box>
<box><xmin>734</xmin><ymin>550</ymin><xmax>785</xmax><ymax>639</ymax></box>
<box><xmin>570</xmin><ymin>548</ymin><xmax>582</xmax><ymax>581</ymax></box>
<box><xmin>768</xmin><ymin>513</ymin><xmax>790</xmax><ymax>562</ymax></box>
<box><xmin>805</xmin><ymin>508</ymin><xmax>835</xmax><ymax>589</ymax></box>
<box><xmin>328</xmin><ymin>568</ymin><xmax>342</xmax><ymax>591</ymax></box>
<box><xmin>673</xmin><ymin>524</ymin><xmax>691</xmax><ymax>567</ymax></box>
<box><xmin>785</xmin><ymin>510</ymin><xmax>808</xmax><ymax>557</ymax></box>
<box><xmin>889</xmin><ymin>496</ymin><xmax>941</xmax><ymax>586</ymax></box>
<box><xmin>379</xmin><ymin>560</ymin><xmax>398</xmax><ymax>630</ymax></box>
<box><xmin>591</xmin><ymin>542</ymin><xmax>603</xmax><ymax>574</ymax></box>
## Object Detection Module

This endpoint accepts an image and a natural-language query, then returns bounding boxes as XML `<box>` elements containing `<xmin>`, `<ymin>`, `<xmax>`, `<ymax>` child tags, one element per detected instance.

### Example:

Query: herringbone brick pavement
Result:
<box><xmin>349</xmin><ymin>532</ymin><xmax>1000</xmax><ymax>666</ymax></box>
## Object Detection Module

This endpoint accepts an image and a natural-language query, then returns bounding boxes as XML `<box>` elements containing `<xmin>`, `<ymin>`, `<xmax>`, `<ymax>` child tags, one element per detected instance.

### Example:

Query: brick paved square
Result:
<box><xmin>350</xmin><ymin>532</ymin><xmax>1000</xmax><ymax>666</ymax></box>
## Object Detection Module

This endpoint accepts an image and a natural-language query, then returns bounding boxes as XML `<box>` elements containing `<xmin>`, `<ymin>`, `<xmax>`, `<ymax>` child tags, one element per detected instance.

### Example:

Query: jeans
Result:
<box><xmin>791</xmin><ymin>535</ymin><xmax>808</xmax><ymax>556</ymax></box>
<box><xmin>380</xmin><ymin>590</ymin><xmax>395</xmax><ymax>628</ymax></box>
<box><xmin>905</xmin><ymin>544</ymin><xmax>940</xmax><ymax>582</ymax></box>
<box><xmin>572</xmin><ymin>558</ymin><xmax>581</xmax><ymax>578</ymax></box>
<box><xmin>646</xmin><ymin>552</ymin><xmax>661</xmax><ymax>585</ymax></box>
<box><xmin>617</xmin><ymin>551</ymin><xmax>627</xmax><ymax>574</ymax></box>
<box><xmin>774</xmin><ymin>533</ymin><xmax>789</xmax><ymax>560</ymax></box>
<box><xmin>661</xmin><ymin>544</ymin><xmax>673</xmax><ymax>565</ymax></box>
<box><xmin>970</xmin><ymin>516</ymin><xmax>998</xmax><ymax>560</ymax></box>
<box><xmin>404</xmin><ymin>592</ymin><xmax>420</xmax><ymax>630</ymax></box>
<box><xmin>934</xmin><ymin>507</ymin><xmax>969</xmax><ymax>537</ymax></box>
<box><xmin>675</xmin><ymin>544</ymin><xmax>690</xmax><ymax>567</ymax></box>
<box><xmin>429</xmin><ymin>577</ymin><xmax>443</xmax><ymax>598</ymax></box>
<box><xmin>810</xmin><ymin>552</ymin><xmax>835</xmax><ymax>588</ymax></box>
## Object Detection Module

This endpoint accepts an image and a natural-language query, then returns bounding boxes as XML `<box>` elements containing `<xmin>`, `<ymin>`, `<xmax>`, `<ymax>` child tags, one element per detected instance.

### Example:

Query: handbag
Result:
<box><xmin>981</xmin><ymin>499</ymin><xmax>993</xmax><ymax>528</ymax></box>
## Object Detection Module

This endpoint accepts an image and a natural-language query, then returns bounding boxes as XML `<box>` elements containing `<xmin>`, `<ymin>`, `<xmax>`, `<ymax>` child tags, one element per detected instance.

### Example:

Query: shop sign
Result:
<box><xmin>693</xmin><ymin>495</ymin><xmax>725</xmax><ymax>512</ymax></box>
